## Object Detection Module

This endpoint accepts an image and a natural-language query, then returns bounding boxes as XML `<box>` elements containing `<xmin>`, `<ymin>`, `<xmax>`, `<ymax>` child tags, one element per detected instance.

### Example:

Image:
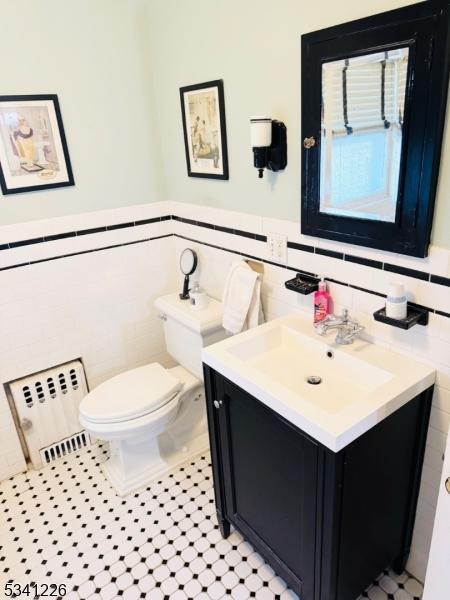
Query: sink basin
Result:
<box><xmin>227</xmin><ymin>324</ymin><xmax>393</xmax><ymax>414</ymax></box>
<box><xmin>202</xmin><ymin>313</ymin><xmax>435</xmax><ymax>451</ymax></box>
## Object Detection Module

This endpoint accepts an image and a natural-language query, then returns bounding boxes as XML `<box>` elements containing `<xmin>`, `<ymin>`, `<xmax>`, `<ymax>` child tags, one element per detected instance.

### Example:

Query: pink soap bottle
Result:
<box><xmin>314</xmin><ymin>279</ymin><xmax>331</xmax><ymax>323</ymax></box>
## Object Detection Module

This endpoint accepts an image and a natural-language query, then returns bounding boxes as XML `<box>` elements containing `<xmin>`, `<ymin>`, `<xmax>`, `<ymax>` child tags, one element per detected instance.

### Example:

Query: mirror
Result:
<box><xmin>179</xmin><ymin>248</ymin><xmax>198</xmax><ymax>300</ymax></box>
<box><xmin>301</xmin><ymin>1</ymin><xmax>450</xmax><ymax>257</ymax></box>
<box><xmin>320</xmin><ymin>48</ymin><xmax>408</xmax><ymax>223</ymax></box>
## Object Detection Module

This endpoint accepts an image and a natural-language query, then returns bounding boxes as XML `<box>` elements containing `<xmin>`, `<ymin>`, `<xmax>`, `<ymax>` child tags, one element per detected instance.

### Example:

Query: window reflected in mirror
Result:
<box><xmin>320</xmin><ymin>48</ymin><xmax>409</xmax><ymax>222</ymax></box>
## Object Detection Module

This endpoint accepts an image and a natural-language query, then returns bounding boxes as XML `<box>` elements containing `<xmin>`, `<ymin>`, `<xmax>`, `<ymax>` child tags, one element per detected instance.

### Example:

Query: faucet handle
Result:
<box><xmin>314</xmin><ymin>313</ymin><xmax>335</xmax><ymax>329</ymax></box>
<box><xmin>314</xmin><ymin>313</ymin><xmax>339</xmax><ymax>335</ymax></box>
<box><xmin>341</xmin><ymin>308</ymin><xmax>349</xmax><ymax>322</ymax></box>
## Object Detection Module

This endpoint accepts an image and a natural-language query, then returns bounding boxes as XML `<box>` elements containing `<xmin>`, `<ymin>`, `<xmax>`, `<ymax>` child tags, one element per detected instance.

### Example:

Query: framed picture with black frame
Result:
<box><xmin>0</xmin><ymin>94</ymin><xmax>74</xmax><ymax>195</ymax></box>
<box><xmin>180</xmin><ymin>79</ymin><xmax>229</xmax><ymax>180</ymax></box>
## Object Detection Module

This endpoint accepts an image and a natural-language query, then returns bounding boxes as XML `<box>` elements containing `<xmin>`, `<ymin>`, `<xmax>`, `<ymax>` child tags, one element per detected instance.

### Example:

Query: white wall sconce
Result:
<box><xmin>250</xmin><ymin>116</ymin><xmax>287</xmax><ymax>178</ymax></box>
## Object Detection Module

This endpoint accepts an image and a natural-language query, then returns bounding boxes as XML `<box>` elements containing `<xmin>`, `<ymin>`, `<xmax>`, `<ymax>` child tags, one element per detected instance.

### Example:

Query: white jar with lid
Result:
<box><xmin>386</xmin><ymin>282</ymin><xmax>407</xmax><ymax>320</ymax></box>
<box><xmin>189</xmin><ymin>282</ymin><xmax>209</xmax><ymax>311</ymax></box>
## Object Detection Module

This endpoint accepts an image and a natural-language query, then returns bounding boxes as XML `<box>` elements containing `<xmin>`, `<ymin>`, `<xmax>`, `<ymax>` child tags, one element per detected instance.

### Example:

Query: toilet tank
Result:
<box><xmin>154</xmin><ymin>293</ymin><xmax>226</xmax><ymax>379</ymax></box>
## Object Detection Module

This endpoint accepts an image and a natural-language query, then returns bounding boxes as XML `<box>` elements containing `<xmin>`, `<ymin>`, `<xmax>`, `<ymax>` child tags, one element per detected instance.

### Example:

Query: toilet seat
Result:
<box><xmin>79</xmin><ymin>363</ymin><xmax>182</xmax><ymax>424</ymax></box>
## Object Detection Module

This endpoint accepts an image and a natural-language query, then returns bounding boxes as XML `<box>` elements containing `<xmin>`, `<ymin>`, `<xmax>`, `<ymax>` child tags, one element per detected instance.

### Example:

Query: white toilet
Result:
<box><xmin>79</xmin><ymin>293</ymin><xmax>226</xmax><ymax>496</ymax></box>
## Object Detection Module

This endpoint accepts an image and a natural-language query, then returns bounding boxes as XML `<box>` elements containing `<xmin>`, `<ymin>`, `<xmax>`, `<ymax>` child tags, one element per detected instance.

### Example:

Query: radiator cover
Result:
<box><xmin>9</xmin><ymin>360</ymin><xmax>90</xmax><ymax>469</ymax></box>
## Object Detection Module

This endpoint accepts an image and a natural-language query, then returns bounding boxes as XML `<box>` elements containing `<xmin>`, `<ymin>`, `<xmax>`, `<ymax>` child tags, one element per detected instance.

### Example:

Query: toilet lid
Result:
<box><xmin>79</xmin><ymin>363</ymin><xmax>182</xmax><ymax>424</ymax></box>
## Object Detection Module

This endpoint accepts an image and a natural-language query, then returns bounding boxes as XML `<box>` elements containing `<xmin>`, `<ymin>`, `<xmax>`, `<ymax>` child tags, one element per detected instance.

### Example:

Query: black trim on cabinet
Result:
<box><xmin>301</xmin><ymin>0</ymin><xmax>450</xmax><ymax>258</ymax></box>
<box><xmin>205</xmin><ymin>367</ymin><xmax>434</xmax><ymax>600</ymax></box>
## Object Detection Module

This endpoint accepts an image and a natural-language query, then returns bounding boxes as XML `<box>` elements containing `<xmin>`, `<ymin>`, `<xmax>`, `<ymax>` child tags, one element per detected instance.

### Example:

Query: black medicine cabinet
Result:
<box><xmin>301</xmin><ymin>0</ymin><xmax>450</xmax><ymax>257</ymax></box>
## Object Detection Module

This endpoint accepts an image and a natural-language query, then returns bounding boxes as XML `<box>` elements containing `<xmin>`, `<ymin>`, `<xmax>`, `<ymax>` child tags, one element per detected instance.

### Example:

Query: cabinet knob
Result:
<box><xmin>445</xmin><ymin>477</ymin><xmax>450</xmax><ymax>495</ymax></box>
<box><xmin>213</xmin><ymin>400</ymin><xmax>222</xmax><ymax>409</ymax></box>
<box><xmin>303</xmin><ymin>136</ymin><xmax>316</xmax><ymax>149</ymax></box>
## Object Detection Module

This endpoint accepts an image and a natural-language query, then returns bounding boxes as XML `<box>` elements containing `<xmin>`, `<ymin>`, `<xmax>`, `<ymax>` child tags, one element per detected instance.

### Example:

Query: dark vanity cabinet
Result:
<box><xmin>204</xmin><ymin>366</ymin><xmax>433</xmax><ymax>600</ymax></box>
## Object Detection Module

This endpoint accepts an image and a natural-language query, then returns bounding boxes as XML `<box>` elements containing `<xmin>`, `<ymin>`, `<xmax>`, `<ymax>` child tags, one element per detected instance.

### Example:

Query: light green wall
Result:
<box><xmin>3</xmin><ymin>1</ymin><xmax>449</xmax><ymax>247</ymax></box>
<box><xmin>146</xmin><ymin>0</ymin><xmax>450</xmax><ymax>249</ymax></box>
<box><xmin>0</xmin><ymin>0</ymin><xmax>162</xmax><ymax>226</ymax></box>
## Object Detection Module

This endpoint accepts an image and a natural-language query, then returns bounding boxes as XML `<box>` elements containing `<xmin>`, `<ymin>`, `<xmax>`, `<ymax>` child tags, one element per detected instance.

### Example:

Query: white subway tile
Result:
<box><xmin>1</xmin><ymin>199</ymin><xmax>450</xmax><ymax>581</ymax></box>
<box><xmin>216</xmin><ymin>209</ymin><xmax>262</xmax><ymax>235</ymax></box>
<box><xmin>429</xmin><ymin>405</ymin><xmax>450</xmax><ymax>434</ymax></box>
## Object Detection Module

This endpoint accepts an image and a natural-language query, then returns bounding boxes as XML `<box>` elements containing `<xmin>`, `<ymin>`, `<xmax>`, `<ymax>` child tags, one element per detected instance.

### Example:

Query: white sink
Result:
<box><xmin>202</xmin><ymin>313</ymin><xmax>435</xmax><ymax>451</ymax></box>
<box><xmin>227</xmin><ymin>324</ymin><xmax>393</xmax><ymax>414</ymax></box>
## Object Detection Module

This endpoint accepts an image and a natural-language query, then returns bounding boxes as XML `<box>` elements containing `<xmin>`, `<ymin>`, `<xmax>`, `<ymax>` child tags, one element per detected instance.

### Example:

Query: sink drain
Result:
<box><xmin>306</xmin><ymin>375</ymin><xmax>322</xmax><ymax>385</ymax></box>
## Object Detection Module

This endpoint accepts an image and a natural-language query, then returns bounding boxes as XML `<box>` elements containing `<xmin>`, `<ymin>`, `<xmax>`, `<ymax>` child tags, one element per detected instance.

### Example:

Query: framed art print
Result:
<box><xmin>0</xmin><ymin>94</ymin><xmax>74</xmax><ymax>194</ymax></box>
<box><xmin>180</xmin><ymin>79</ymin><xmax>229</xmax><ymax>179</ymax></box>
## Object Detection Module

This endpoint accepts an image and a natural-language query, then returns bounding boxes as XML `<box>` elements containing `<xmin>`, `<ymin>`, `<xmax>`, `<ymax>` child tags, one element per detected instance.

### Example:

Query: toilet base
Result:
<box><xmin>102</xmin><ymin>432</ymin><xmax>210</xmax><ymax>496</ymax></box>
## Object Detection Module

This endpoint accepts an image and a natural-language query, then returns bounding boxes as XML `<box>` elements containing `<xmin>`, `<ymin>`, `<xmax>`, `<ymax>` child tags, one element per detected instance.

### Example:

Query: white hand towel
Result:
<box><xmin>222</xmin><ymin>260</ymin><xmax>264</xmax><ymax>334</ymax></box>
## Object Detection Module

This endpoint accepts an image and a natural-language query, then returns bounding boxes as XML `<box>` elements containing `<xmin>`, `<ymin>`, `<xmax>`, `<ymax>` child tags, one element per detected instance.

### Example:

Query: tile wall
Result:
<box><xmin>0</xmin><ymin>202</ymin><xmax>176</xmax><ymax>482</ymax></box>
<box><xmin>1</xmin><ymin>199</ymin><xmax>449</xmax><ymax>582</ymax></box>
<box><xmin>168</xmin><ymin>201</ymin><xmax>450</xmax><ymax>583</ymax></box>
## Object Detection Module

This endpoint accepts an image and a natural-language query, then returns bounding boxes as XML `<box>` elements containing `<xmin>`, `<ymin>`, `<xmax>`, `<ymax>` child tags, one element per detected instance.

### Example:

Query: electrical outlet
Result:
<box><xmin>267</xmin><ymin>232</ymin><xmax>287</xmax><ymax>263</ymax></box>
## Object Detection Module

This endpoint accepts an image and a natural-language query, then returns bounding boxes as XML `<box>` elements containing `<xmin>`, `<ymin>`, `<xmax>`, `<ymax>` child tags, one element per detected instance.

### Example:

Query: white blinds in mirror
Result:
<box><xmin>322</xmin><ymin>49</ymin><xmax>408</xmax><ymax>135</ymax></box>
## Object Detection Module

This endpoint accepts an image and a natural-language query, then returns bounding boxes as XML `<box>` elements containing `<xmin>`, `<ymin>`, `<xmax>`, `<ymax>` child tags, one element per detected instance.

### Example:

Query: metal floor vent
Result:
<box><xmin>9</xmin><ymin>360</ymin><xmax>89</xmax><ymax>469</ymax></box>
<box><xmin>40</xmin><ymin>431</ymin><xmax>92</xmax><ymax>466</ymax></box>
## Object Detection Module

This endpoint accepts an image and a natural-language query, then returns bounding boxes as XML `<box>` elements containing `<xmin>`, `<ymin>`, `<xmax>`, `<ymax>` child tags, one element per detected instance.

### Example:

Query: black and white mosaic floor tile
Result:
<box><xmin>0</xmin><ymin>444</ymin><xmax>423</xmax><ymax>600</ymax></box>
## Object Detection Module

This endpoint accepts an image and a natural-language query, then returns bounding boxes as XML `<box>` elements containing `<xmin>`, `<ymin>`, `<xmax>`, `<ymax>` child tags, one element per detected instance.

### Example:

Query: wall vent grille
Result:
<box><xmin>40</xmin><ymin>431</ymin><xmax>92</xmax><ymax>466</ymax></box>
<box><xmin>9</xmin><ymin>360</ymin><xmax>89</xmax><ymax>469</ymax></box>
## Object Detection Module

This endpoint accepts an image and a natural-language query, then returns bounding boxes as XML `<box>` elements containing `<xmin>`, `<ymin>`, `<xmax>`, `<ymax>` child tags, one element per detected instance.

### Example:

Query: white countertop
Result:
<box><xmin>202</xmin><ymin>313</ymin><xmax>436</xmax><ymax>452</ymax></box>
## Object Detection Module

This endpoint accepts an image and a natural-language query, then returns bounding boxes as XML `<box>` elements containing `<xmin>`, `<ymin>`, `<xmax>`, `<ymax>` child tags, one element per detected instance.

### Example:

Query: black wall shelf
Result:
<box><xmin>285</xmin><ymin>273</ymin><xmax>320</xmax><ymax>295</ymax></box>
<box><xmin>373</xmin><ymin>303</ymin><xmax>429</xmax><ymax>330</ymax></box>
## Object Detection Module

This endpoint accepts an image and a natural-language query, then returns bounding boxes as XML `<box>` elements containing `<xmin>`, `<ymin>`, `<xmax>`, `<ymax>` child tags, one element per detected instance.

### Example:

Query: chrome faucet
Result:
<box><xmin>314</xmin><ymin>309</ymin><xmax>364</xmax><ymax>345</ymax></box>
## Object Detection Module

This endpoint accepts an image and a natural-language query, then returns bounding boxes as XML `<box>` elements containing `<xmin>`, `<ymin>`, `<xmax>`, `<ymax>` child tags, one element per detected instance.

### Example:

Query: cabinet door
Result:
<box><xmin>217</xmin><ymin>378</ymin><xmax>319</xmax><ymax>598</ymax></box>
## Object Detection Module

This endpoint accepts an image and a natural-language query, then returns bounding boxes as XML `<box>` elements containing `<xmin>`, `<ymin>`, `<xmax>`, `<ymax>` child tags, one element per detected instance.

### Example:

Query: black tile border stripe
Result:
<box><xmin>9</xmin><ymin>237</ymin><xmax>44</xmax><ymax>248</ymax></box>
<box><xmin>344</xmin><ymin>254</ymin><xmax>383</xmax><ymax>270</ymax></box>
<box><xmin>44</xmin><ymin>232</ymin><xmax>76</xmax><ymax>242</ymax></box>
<box><xmin>430</xmin><ymin>274</ymin><xmax>450</xmax><ymax>287</ymax></box>
<box><xmin>169</xmin><ymin>215</ymin><xmax>270</xmax><ymax>240</ymax></box>
<box><xmin>77</xmin><ymin>226</ymin><xmax>107</xmax><ymax>236</ymax></box>
<box><xmin>384</xmin><ymin>262</ymin><xmax>430</xmax><ymax>281</ymax></box>
<box><xmin>287</xmin><ymin>241</ymin><xmax>315</xmax><ymax>253</ymax></box>
<box><xmin>0</xmin><ymin>234</ymin><xmax>172</xmax><ymax>271</ymax></box>
<box><xmin>106</xmin><ymin>222</ymin><xmax>135</xmax><ymax>231</ymax></box>
<box><xmin>0</xmin><ymin>212</ymin><xmax>449</xmax><ymax>316</ymax></box>
<box><xmin>174</xmin><ymin>234</ymin><xmax>446</xmax><ymax>320</ymax></box>
<box><xmin>316</xmin><ymin>247</ymin><xmax>344</xmax><ymax>260</ymax></box>
<box><xmin>0</xmin><ymin>214</ymin><xmax>269</xmax><ymax>251</ymax></box>
<box><xmin>1</xmin><ymin>216</ymin><xmax>173</xmax><ymax>250</ymax></box>
<box><xmin>323</xmin><ymin>278</ymin><xmax>386</xmax><ymax>299</ymax></box>
<box><xmin>348</xmin><ymin>283</ymin><xmax>386</xmax><ymax>299</ymax></box>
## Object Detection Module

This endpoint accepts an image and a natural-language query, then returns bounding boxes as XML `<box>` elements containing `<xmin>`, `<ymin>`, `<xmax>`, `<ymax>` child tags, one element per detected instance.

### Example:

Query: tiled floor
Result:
<box><xmin>0</xmin><ymin>444</ymin><xmax>423</xmax><ymax>600</ymax></box>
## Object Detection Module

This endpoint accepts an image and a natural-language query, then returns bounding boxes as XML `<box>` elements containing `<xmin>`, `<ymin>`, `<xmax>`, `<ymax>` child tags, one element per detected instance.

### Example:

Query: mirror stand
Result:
<box><xmin>179</xmin><ymin>248</ymin><xmax>198</xmax><ymax>300</ymax></box>
<box><xmin>180</xmin><ymin>275</ymin><xmax>191</xmax><ymax>300</ymax></box>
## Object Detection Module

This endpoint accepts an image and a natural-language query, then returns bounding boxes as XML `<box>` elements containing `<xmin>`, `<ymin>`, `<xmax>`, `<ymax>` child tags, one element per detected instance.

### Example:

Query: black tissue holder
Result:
<box><xmin>373</xmin><ymin>303</ymin><xmax>429</xmax><ymax>330</ymax></box>
<box><xmin>285</xmin><ymin>273</ymin><xmax>320</xmax><ymax>295</ymax></box>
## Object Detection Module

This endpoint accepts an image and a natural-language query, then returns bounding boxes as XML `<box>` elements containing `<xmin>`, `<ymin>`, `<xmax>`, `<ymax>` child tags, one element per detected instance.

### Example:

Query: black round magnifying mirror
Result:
<box><xmin>179</xmin><ymin>248</ymin><xmax>198</xmax><ymax>300</ymax></box>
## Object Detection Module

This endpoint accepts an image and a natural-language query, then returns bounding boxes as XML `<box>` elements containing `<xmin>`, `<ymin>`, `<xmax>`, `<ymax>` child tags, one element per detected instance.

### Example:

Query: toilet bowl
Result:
<box><xmin>79</xmin><ymin>293</ymin><xmax>225</xmax><ymax>496</ymax></box>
